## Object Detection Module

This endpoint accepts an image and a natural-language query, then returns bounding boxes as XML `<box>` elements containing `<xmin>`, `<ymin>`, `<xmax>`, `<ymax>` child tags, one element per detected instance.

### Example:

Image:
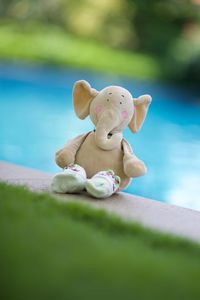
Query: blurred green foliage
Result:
<box><xmin>0</xmin><ymin>23</ymin><xmax>160</xmax><ymax>79</ymax></box>
<box><xmin>0</xmin><ymin>0</ymin><xmax>200</xmax><ymax>82</ymax></box>
<box><xmin>1</xmin><ymin>182</ymin><xmax>200</xmax><ymax>300</ymax></box>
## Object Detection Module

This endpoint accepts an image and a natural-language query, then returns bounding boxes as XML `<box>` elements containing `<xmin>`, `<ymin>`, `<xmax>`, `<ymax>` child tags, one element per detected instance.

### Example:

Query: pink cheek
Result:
<box><xmin>121</xmin><ymin>110</ymin><xmax>128</xmax><ymax>120</ymax></box>
<box><xmin>95</xmin><ymin>104</ymin><xmax>102</xmax><ymax>115</ymax></box>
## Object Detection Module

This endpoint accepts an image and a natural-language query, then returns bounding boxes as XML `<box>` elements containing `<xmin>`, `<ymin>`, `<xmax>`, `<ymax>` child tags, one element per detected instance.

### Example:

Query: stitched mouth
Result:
<box><xmin>94</xmin><ymin>128</ymin><xmax>115</xmax><ymax>140</ymax></box>
<box><xmin>94</xmin><ymin>129</ymin><xmax>112</xmax><ymax>139</ymax></box>
<box><xmin>107</xmin><ymin>132</ymin><xmax>112</xmax><ymax>139</ymax></box>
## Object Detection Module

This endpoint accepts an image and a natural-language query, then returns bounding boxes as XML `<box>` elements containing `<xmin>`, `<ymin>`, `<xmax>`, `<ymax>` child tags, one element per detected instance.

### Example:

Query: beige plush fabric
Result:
<box><xmin>75</xmin><ymin>131</ymin><xmax>131</xmax><ymax>190</ymax></box>
<box><xmin>55</xmin><ymin>80</ymin><xmax>152</xmax><ymax>191</ymax></box>
<box><xmin>55</xmin><ymin>131</ymin><xmax>144</xmax><ymax>190</ymax></box>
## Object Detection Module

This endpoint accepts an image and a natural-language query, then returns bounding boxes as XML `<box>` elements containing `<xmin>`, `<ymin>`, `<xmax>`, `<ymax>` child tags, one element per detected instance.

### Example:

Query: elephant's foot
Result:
<box><xmin>51</xmin><ymin>164</ymin><xmax>86</xmax><ymax>193</ymax></box>
<box><xmin>86</xmin><ymin>170</ymin><xmax>120</xmax><ymax>199</ymax></box>
<box><xmin>124</xmin><ymin>157</ymin><xmax>147</xmax><ymax>178</ymax></box>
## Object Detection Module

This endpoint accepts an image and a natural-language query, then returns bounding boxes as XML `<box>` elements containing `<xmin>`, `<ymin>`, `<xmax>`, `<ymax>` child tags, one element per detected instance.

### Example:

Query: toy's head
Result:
<box><xmin>73</xmin><ymin>80</ymin><xmax>152</xmax><ymax>150</ymax></box>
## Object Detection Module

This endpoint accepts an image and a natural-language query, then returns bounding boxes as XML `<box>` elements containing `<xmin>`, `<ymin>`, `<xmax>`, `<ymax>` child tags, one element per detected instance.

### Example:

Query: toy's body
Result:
<box><xmin>56</xmin><ymin>131</ymin><xmax>133</xmax><ymax>190</ymax></box>
<box><xmin>52</xmin><ymin>80</ymin><xmax>152</xmax><ymax>199</ymax></box>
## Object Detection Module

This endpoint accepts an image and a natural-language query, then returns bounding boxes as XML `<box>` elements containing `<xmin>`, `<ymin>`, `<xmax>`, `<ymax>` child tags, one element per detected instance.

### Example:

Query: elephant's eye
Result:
<box><xmin>120</xmin><ymin>102</ymin><xmax>122</xmax><ymax>104</ymax></box>
<box><xmin>121</xmin><ymin>95</ymin><xmax>125</xmax><ymax>97</ymax></box>
<box><xmin>109</xmin><ymin>92</ymin><xmax>112</xmax><ymax>95</ymax></box>
<box><xmin>107</xmin><ymin>99</ymin><xmax>109</xmax><ymax>102</ymax></box>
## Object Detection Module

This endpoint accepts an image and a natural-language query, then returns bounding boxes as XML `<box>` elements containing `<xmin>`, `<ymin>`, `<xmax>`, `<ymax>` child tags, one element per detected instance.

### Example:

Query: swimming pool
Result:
<box><xmin>0</xmin><ymin>63</ymin><xmax>200</xmax><ymax>210</ymax></box>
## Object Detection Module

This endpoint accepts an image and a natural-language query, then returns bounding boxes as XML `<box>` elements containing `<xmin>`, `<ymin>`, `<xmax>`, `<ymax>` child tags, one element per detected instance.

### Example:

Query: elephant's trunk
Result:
<box><xmin>95</xmin><ymin>110</ymin><xmax>122</xmax><ymax>150</ymax></box>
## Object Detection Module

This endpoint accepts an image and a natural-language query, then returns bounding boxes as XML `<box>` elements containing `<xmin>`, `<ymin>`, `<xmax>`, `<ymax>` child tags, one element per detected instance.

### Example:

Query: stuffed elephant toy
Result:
<box><xmin>52</xmin><ymin>80</ymin><xmax>152</xmax><ymax>198</ymax></box>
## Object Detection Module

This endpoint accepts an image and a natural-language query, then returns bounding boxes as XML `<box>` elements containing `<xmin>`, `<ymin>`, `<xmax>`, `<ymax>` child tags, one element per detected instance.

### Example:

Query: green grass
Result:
<box><xmin>0</xmin><ymin>22</ymin><xmax>161</xmax><ymax>80</ymax></box>
<box><xmin>1</xmin><ymin>182</ymin><xmax>200</xmax><ymax>300</ymax></box>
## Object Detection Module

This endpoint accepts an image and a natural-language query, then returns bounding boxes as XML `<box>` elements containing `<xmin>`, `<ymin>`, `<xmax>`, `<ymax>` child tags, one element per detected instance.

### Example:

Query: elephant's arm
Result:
<box><xmin>55</xmin><ymin>133</ymin><xmax>90</xmax><ymax>168</ymax></box>
<box><xmin>122</xmin><ymin>139</ymin><xmax>147</xmax><ymax>178</ymax></box>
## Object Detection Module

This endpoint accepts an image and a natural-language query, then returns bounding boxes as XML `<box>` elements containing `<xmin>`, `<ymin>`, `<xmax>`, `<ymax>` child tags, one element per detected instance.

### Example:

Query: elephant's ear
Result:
<box><xmin>73</xmin><ymin>80</ymin><xmax>98</xmax><ymax>119</ymax></box>
<box><xmin>128</xmin><ymin>95</ymin><xmax>152</xmax><ymax>133</ymax></box>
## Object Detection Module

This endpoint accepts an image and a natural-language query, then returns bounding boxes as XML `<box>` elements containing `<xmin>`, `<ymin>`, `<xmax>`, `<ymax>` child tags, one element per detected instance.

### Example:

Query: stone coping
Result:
<box><xmin>1</xmin><ymin>160</ymin><xmax>200</xmax><ymax>244</ymax></box>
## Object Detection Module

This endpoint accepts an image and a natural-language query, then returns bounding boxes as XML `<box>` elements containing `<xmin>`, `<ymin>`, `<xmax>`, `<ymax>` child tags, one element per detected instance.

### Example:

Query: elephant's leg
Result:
<box><xmin>85</xmin><ymin>170</ymin><xmax>121</xmax><ymax>199</ymax></box>
<box><xmin>51</xmin><ymin>164</ymin><xmax>87</xmax><ymax>194</ymax></box>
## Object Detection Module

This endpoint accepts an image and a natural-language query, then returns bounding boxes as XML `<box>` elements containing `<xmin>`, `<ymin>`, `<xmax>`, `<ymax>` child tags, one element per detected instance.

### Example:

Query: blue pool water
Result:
<box><xmin>0</xmin><ymin>63</ymin><xmax>200</xmax><ymax>210</ymax></box>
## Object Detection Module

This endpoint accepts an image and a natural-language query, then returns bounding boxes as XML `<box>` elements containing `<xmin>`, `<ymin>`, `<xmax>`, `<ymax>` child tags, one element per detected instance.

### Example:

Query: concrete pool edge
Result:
<box><xmin>1</xmin><ymin>160</ymin><xmax>200</xmax><ymax>244</ymax></box>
